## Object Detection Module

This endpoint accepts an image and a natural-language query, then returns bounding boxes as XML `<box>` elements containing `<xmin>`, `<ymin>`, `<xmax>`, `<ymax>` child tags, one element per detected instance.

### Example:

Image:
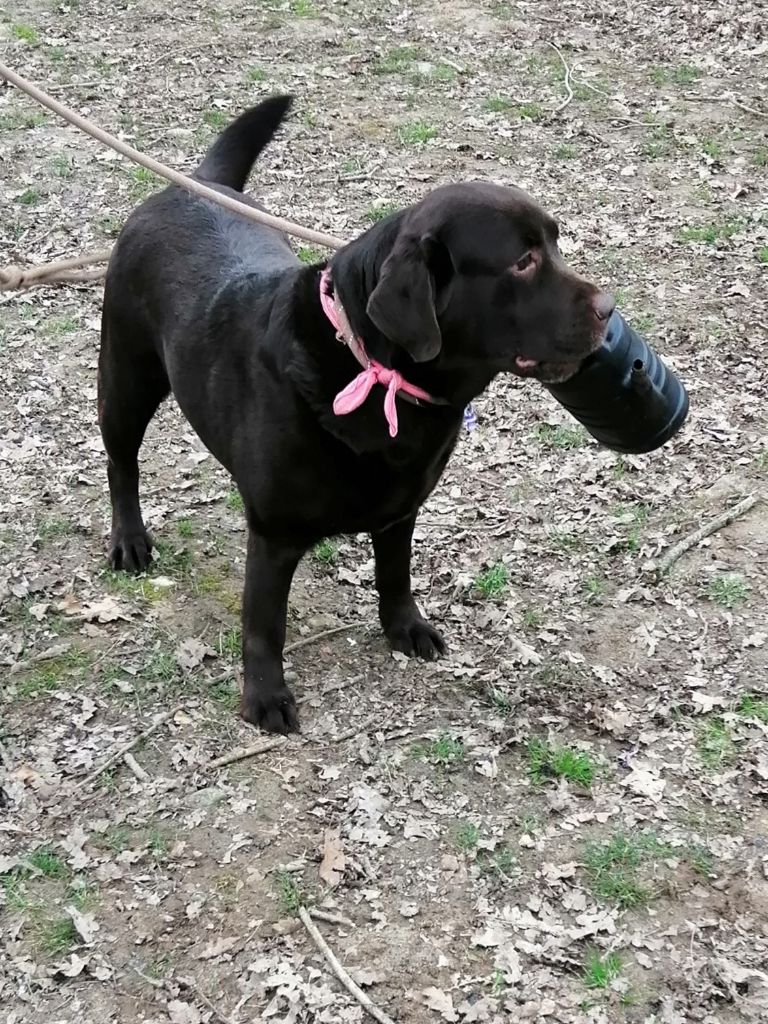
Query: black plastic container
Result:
<box><xmin>544</xmin><ymin>310</ymin><xmax>689</xmax><ymax>454</ymax></box>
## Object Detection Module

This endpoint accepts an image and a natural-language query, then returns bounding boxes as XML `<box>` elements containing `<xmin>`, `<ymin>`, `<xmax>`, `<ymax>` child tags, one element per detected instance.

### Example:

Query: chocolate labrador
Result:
<box><xmin>98</xmin><ymin>95</ymin><xmax>613</xmax><ymax>733</ymax></box>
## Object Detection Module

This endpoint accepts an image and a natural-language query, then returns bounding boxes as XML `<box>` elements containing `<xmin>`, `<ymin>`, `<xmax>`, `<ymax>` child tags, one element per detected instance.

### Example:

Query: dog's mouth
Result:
<box><xmin>512</xmin><ymin>325</ymin><xmax>608</xmax><ymax>384</ymax></box>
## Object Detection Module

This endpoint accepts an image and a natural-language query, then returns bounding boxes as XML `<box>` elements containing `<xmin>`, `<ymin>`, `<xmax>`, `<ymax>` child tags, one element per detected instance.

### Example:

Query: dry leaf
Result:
<box><xmin>66</xmin><ymin>906</ymin><xmax>99</xmax><ymax>944</ymax></box>
<box><xmin>175</xmin><ymin>637</ymin><xmax>216</xmax><ymax>671</ymax></box>
<box><xmin>423</xmin><ymin>986</ymin><xmax>459</xmax><ymax>1022</ymax></box>
<box><xmin>198</xmin><ymin>936</ymin><xmax>238</xmax><ymax>960</ymax></box>
<box><xmin>167</xmin><ymin>1000</ymin><xmax>202</xmax><ymax>1024</ymax></box>
<box><xmin>318</xmin><ymin>827</ymin><xmax>345</xmax><ymax>888</ymax></box>
<box><xmin>621</xmin><ymin>767</ymin><xmax>666</xmax><ymax>802</ymax></box>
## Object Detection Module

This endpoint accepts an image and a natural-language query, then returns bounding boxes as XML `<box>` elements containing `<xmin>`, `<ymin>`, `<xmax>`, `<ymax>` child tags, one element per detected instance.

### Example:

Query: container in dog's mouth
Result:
<box><xmin>542</xmin><ymin>310</ymin><xmax>690</xmax><ymax>454</ymax></box>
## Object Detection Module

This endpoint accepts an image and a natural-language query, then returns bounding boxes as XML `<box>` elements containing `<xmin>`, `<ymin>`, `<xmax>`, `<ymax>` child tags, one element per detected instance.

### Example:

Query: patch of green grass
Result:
<box><xmin>632</xmin><ymin>312</ymin><xmax>656</xmax><ymax>333</ymax></box>
<box><xmin>554</xmin><ymin>143</ymin><xmax>578</xmax><ymax>159</ymax></box>
<box><xmin>479</xmin><ymin>845</ymin><xmax>516</xmax><ymax>879</ymax></box>
<box><xmin>698</xmin><ymin>718</ymin><xmax>737</xmax><ymax>768</ymax></box>
<box><xmin>689</xmin><ymin>845</ymin><xmax>715</xmax><ymax>878</ymax></box>
<box><xmin>583</xmin><ymin>576</ymin><xmax>605</xmax><ymax>603</ymax></box>
<box><xmin>208</xmin><ymin>675</ymin><xmax>237</xmax><ymax>709</ymax></box>
<box><xmin>398</xmin><ymin>120</ymin><xmax>437</xmax><ymax>145</ymax></box>
<box><xmin>535</xmin><ymin>423</ymin><xmax>586</xmax><ymax>449</ymax></box>
<box><xmin>0</xmin><ymin>111</ymin><xmax>47</xmax><ymax>130</ymax></box>
<box><xmin>226</xmin><ymin>489</ymin><xmax>244</xmax><ymax>513</ymax></box>
<box><xmin>27</xmin><ymin>849</ymin><xmax>68</xmax><ymax>880</ymax></box>
<box><xmin>522</xmin><ymin>608</ymin><xmax>542</xmax><ymax>629</ymax></box>
<box><xmin>548</xmin><ymin>528</ymin><xmax>581</xmax><ymax>553</ymax></box>
<box><xmin>374</xmin><ymin>46</ymin><xmax>425</xmax><ymax>75</ymax></box>
<box><xmin>487</xmin><ymin>687</ymin><xmax>513</xmax><ymax>716</ymax></box>
<box><xmin>98</xmin><ymin>215</ymin><xmax>123</xmax><ymax>238</ymax></box>
<box><xmin>290</xmin><ymin>0</ymin><xmax>315</xmax><ymax>15</ymax></box>
<box><xmin>68</xmin><ymin>880</ymin><xmax>98</xmax><ymax>911</ymax></box>
<box><xmin>154</xmin><ymin>540</ymin><xmax>193</xmax><ymax>577</ymax></box>
<box><xmin>297</xmin><ymin>245</ymin><xmax>325</xmax><ymax>264</ymax></box>
<box><xmin>475</xmin><ymin>562</ymin><xmax>509</xmax><ymax>599</ymax></box>
<box><xmin>203</xmin><ymin>109</ymin><xmax>228</xmax><ymax>131</ymax></box>
<box><xmin>130</xmin><ymin>166</ymin><xmax>160</xmax><ymax>197</ymax></box>
<box><xmin>583</xmin><ymin>950</ymin><xmax>622</xmax><ymax>989</ymax></box>
<box><xmin>39</xmin><ymin>917</ymin><xmax>78</xmax><ymax>956</ymax></box>
<box><xmin>176</xmin><ymin>518</ymin><xmax>194</xmax><ymax>539</ymax></box>
<box><xmin>147</xmin><ymin>827</ymin><xmax>169</xmax><ymax>860</ymax></box>
<box><xmin>491</xmin><ymin>969</ymin><xmax>507</xmax><ymax>996</ymax></box>
<box><xmin>737</xmin><ymin>692</ymin><xmax>768</xmax><ymax>724</ymax></box>
<box><xmin>707</xmin><ymin>573</ymin><xmax>748</xmax><ymax>609</ymax></box>
<box><xmin>426</xmin><ymin>734</ymin><xmax>465</xmax><ymax>767</ymax></box>
<box><xmin>36</xmin><ymin>515</ymin><xmax>73</xmax><ymax>540</ymax></box>
<box><xmin>701</xmin><ymin>137</ymin><xmax>723</xmax><ymax>160</ymax></box>
<box><xmin>143</xmin><ymin>650</ymin><xmax>178</xmax><ymax>685</ymax></box>
<box><xmin>673</xmin><ymin>64</ymin><xmax>702</xmax><ymax>85</ymax></box>
<box><xmin>516</xmin><ymin>102</ymin><xmax>546</xmax><ymax>122</ymax></box>
<box><xmin>18</xmin><ymin>187</ymin><xmax>40</xmax><ymax>206</ymax></box>
<box><xmin>583</xmin><ymin>835</ymin><xmax>661</xmax><ymax>908</ymax></box>
<box><xmin>51</xmin><ymin>153</ymin><xmax>74</xmax><ymax>178</ymax></box>
<box><xmin>483</xmin><ymin>96</ymin><xmax>513</xmax><ymax>113</ymax></box>
<box><xmin>275</xmin><ymin>869</ymin><xmax>304</xmax><ymax>915</ymax></box>
<box><xmin>527</xmin><ymin>738</ymin><xmax>598</xmax><ymax>787</ymax></box>
<box><xmin>753</xmin><ymin>147</ymin><xmax>768</xmax><ymax>167</ymax></box>
<box><xmin>313</xmin><ymin>539</ymin><xmax>338</xmax><ymax>565</ymax></box>
<box><xmin>366</xmin><ymin>201</ymin><xmax>401</xmax><ymax>224</ymax></box>
<box><xmin>678</xmin><ymin>220</ymin><xmax>742</xmax><ymax>244</ymax></box>
<box><xmin>455</xmin><ymin>822</ymin><xmax>481</xmax><ymax>852</ymax></box>
<box><xmin>245</xmin><ymin>66</ymin><xmax>267</xmax><ymax>83</ymax></box>
<box><xmin>15</xmin><ymin>650</ymin><xmax>92</xmax><ymax>699</ymax></box>
<box><xmin>44</xmin><ymin>315</ymin><xmax>78</xmax><ymax>335</ymax></box>
<box><xmin>102</xmin><ymin>826</ymin><xmax>131</xmax><ymax>853</ymax></box>
<box><xmin>1</xmin><ymin>872</ymin><xmax>33</xmax><ymax>912</ymax></box>
<box><xmin>758</xmin><ymin>246</ymin><xmax>768</xmax><ymax>265</ymax></box>
<box><xmin>12</xmin><ymin>23</ymin><xmax>39</xmax><ymax>43</ymax></box>
<box><xmin>49</xmin><ymin>46</ymin><xmax>68</xmax><ymax>64</ymax></box>
<box><xmin>218</xmin><ymin>626</ymin><xmax>242</xmax><ymax>660</ymax></box>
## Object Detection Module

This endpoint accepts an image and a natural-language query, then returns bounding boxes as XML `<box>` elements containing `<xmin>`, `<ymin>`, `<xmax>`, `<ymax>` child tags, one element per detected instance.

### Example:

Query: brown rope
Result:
<box><xmin>0</xmin><ymin>62</ymin><xmax>346</xmax><ymax>292</ymax></box>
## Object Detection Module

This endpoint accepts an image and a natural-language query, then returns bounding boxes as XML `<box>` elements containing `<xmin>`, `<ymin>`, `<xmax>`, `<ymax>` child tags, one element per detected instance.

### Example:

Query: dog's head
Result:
<box><xmin>343</xmin><ymin>182</ymin><xmax>612</xmax><ymax>389</ymax></box>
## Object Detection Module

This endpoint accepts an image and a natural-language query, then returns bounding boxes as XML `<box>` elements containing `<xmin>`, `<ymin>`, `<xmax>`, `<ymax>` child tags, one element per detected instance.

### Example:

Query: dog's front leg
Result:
<box><xmin>240</xmin><ymin>529</ymin><xmax>304</xmax><ymax>734</ymax></box>
<box><xmin>372</xmin><ymin>513</ymin><xmax>446</xmax><ymax>660</ymax></box>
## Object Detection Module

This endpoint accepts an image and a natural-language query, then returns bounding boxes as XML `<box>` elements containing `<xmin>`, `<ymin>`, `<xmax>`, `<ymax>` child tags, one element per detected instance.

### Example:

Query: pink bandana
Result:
<box><xmin>319</xmin><ymin>268</ymin><xmax>439</xmax><ymax>438</ymax></box>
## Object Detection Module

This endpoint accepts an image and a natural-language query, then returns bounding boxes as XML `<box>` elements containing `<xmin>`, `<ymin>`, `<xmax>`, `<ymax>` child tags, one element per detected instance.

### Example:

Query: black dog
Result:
<box><xmin>99</xmin><ymin>96</ymin><xmax>612</xmax><ymax>733</ymax></box>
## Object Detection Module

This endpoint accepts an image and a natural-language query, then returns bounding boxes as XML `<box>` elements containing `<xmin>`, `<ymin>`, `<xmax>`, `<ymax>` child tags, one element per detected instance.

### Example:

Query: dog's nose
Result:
<box><xmin>592</xmin><ymin>291</ymin><xmax>615</xmax><ymax>322</ymax></box>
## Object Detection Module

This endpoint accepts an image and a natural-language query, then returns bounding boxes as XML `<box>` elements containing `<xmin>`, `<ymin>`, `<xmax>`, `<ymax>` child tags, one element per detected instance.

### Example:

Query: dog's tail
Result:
<box><xmin>193</xmin><ymin>95</ymin><xmax>293</xmax><ymax>192</ymax></box>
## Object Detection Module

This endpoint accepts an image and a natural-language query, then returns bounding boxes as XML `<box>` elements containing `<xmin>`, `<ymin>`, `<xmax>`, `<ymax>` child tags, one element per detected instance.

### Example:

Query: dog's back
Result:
<box><xmin>103</xmin><ymin>95</ymin><xmax>297</xmax><ymax>343</ymax></box>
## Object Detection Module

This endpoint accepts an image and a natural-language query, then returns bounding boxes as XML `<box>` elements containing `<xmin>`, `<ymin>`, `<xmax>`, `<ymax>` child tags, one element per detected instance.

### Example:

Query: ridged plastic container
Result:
<box><xmin>544</xmin><ymin>310</ymin><xmax>689</xmax><ymax>454</ymax></box>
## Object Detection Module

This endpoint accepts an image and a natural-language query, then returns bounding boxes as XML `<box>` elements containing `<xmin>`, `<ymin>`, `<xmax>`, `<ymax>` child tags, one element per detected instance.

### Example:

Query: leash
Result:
<box><xmin>0</xmin><ymin>62</ymin><xmax>345</xmax><ymax>291</ymax></box>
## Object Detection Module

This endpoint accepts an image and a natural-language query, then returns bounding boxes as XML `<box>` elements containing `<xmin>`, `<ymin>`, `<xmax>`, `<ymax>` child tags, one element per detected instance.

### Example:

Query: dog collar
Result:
<box><xmin>319</xmin><ymin>268</ymin><xmax>445</xmax><ymax>439</ymax></box>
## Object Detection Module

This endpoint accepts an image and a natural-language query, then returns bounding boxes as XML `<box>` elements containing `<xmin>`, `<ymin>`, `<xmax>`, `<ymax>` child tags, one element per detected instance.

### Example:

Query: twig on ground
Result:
<box><xmin>683</xmin><ymin>92</ymin><xmax>768</xmax><ymax>119</ymax></box>
<box><xmin>546</xmin><ymin>41</ymin><xmax>574</xmax><ymax>112</ymax></box>
<box><xmin>123</xmin><ymin>752</ymin><xmax>150</xmax><ymax>782</ymax></box>
<box><xmin>310</xmin><ymin>909</ymin><xmax>356</xmax><ymax>928</ymax></box>
<box><xmin>285</xmin><ymin>622</ymin><xmax>363</xmax><ymax>654</ymax></box>
<box><xmin>208</xmin><ymin>737</ymin><xmax>287</xmax><ymax>769</ymax></box>
<box><xmin>657</xmin><ymin>495</ymin><xmax>758</xmax><ymax>575</ymax></box>
<box><xmin>298</xmin><ymin>907</ymin><xmax>396</xmax><ymax>1024</ymax></box>
<box><xmin>75</xmin><ymin>708</ymin><xmax>180</xmax><ymax>791</ymax></box>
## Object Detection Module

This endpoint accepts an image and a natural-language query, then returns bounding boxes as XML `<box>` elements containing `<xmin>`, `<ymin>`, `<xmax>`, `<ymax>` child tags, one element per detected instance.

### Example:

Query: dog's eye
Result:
<box><xmin>510</xmin><ymin>251</ymin><xmax>537</xmax><ymax>278</ymax></box>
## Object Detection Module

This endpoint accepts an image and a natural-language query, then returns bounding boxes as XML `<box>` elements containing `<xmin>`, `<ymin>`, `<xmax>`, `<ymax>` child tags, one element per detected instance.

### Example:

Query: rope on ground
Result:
<box><xmin>0</xmin><ymin>61</ymin><xmax>346</xmax><ymax>292</ymax></box>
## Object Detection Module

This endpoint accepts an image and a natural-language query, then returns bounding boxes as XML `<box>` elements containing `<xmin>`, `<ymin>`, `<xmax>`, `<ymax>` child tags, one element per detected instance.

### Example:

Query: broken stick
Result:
<box><xmin>658</xmin><ymin>494</ymin><xmax>758</xmax><ymax>575</ymax></box>
<box><xmin>208</xmin><ymin>737</ymin><xmax>287</xmax><ymax>769</ymax></box>
<box><xmin>299</xmin><ymin>906</ymin><xmax>396</xmax><ymax>1024</ymax></box>
<box><xmin>75</xmin><ymin>707</ymin><xmax>180</xmax><ymax>791</ymax></box>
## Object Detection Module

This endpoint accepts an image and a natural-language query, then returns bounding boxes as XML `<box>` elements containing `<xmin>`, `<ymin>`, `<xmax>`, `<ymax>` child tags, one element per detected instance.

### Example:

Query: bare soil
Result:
<box><xmin>1</xmin><ymin>1</ymin><xmax>767</xmax><ymax>1022</ymax></box>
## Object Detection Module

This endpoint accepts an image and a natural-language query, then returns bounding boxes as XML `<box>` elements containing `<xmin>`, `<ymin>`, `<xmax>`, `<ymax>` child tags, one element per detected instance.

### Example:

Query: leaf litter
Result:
<box><xmin>1</xmin><ymin>0</ymin><xmax>768</xmax><ymax>1021</ymax></box>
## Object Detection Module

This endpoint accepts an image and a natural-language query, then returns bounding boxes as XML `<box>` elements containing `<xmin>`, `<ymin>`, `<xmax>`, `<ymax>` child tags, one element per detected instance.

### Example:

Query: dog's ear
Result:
<box><xmin>366</xmin><ymin>235</ymin><xmax>443</xmax><ymax>363</ymax></box>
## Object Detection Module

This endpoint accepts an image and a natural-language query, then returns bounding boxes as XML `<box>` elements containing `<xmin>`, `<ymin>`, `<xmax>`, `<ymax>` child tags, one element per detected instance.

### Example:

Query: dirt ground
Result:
<box><xmin>1</xmin><ymin>1</ymin><xmax>767</xmax><ymax>1022</ymax></box>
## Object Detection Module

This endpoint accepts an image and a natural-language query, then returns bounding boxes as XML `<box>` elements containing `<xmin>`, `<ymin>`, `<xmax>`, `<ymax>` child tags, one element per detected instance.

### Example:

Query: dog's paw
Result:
<box><xmin>108</xmin><ymin>526</ymin><xmax>153</xmax><ymax>573</ymax></box>
<box><xmin>241</xmin><ymin>685</ymin><xmax>300</xmax><ymax>735</ymax></box>
<box><xmin>385</xmin><ymin>613</ymin><xmax>446</xmax><ymax>661</ymax></box>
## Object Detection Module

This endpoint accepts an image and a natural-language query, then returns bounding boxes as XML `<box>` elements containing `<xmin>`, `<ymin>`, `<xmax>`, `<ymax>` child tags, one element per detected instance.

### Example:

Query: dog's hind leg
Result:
<box><xmin>98</xmin><ymin>307</ymin><xmax>170</xmax><ymax>573</ymax></box>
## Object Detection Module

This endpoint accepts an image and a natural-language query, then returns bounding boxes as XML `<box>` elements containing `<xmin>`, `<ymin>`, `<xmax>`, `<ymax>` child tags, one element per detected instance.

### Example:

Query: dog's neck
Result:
<box><xmin>327</xmin><ymin>214</ymin><xmax>499</xmax><ymax>407</ymax></box>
